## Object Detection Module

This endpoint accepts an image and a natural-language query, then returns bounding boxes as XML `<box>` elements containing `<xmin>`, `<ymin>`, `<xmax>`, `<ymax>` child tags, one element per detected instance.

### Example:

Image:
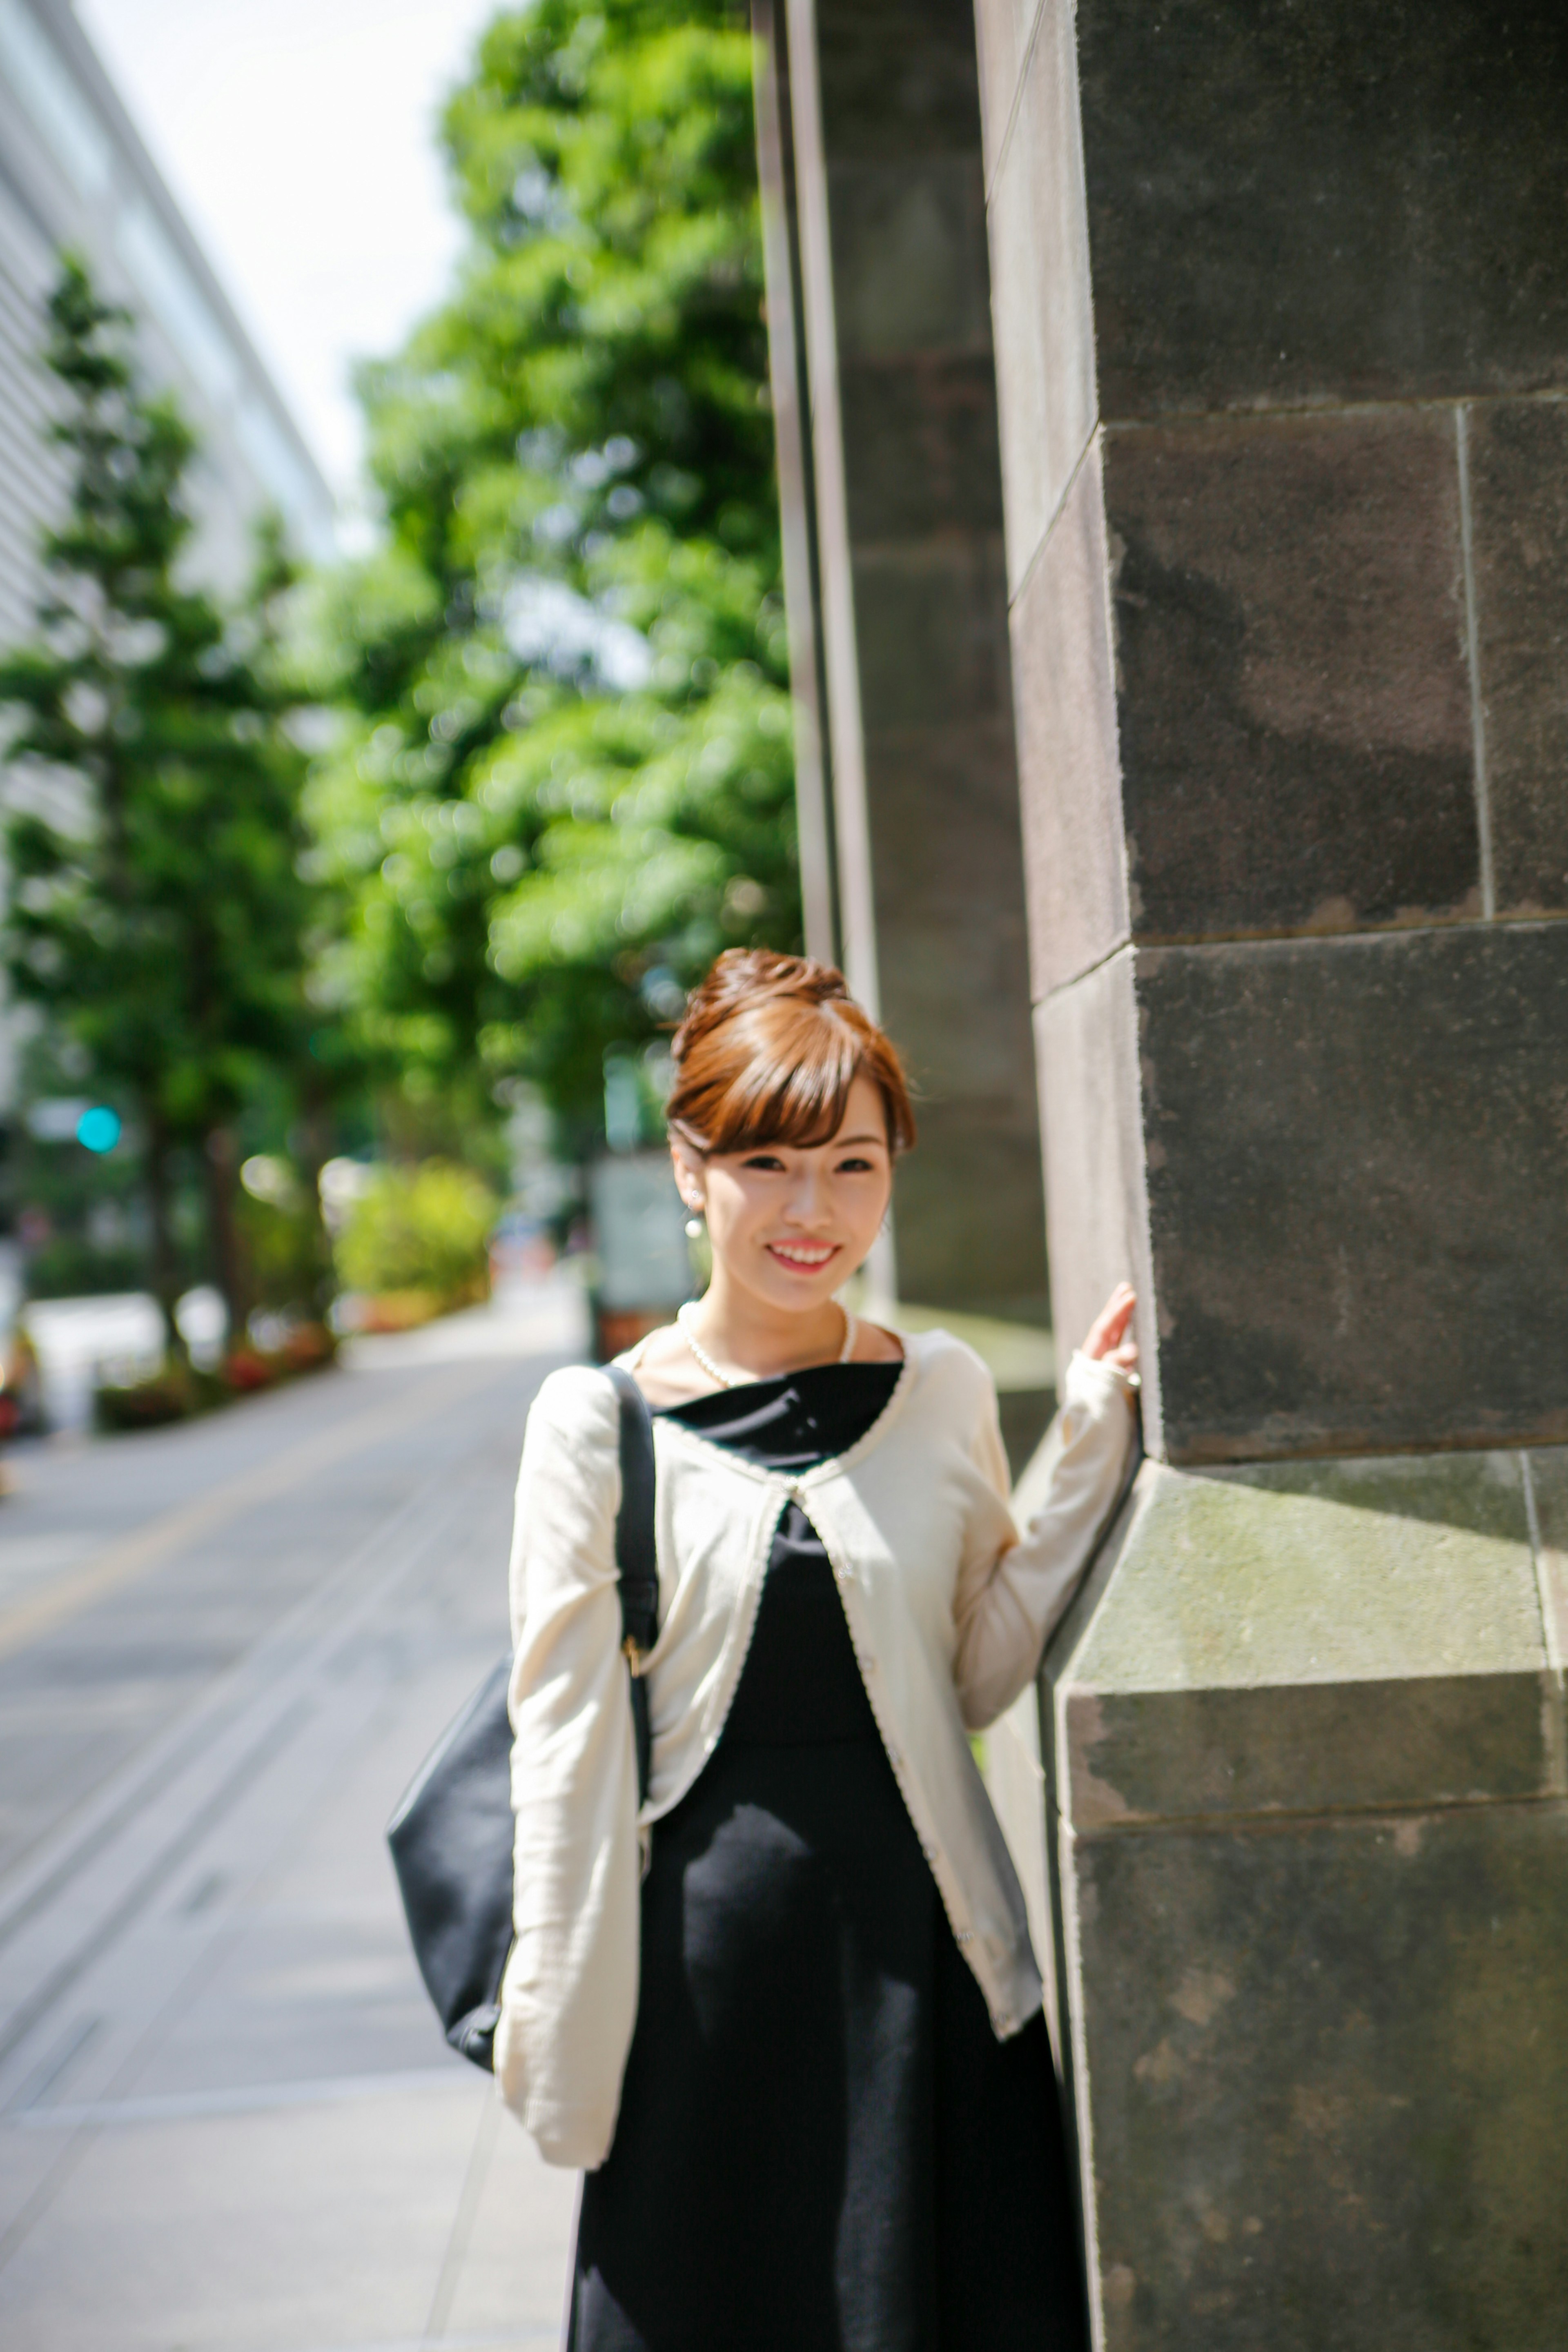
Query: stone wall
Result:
<box><xmin>977</xmin><ymin>0</ymin><xmax>1568</xmax><ymax>1455</ymax></box>
<box><xmin>973</xmin><ymin>0</ymin><xmax>1568</xmax><ymax>2340</ymax></box>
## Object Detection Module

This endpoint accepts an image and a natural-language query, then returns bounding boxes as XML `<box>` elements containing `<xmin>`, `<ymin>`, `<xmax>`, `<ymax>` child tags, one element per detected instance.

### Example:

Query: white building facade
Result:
<box><xmin>0</xmin><ymin>0</ymin><xmax>332</xmax><ymax>645</ymax></box>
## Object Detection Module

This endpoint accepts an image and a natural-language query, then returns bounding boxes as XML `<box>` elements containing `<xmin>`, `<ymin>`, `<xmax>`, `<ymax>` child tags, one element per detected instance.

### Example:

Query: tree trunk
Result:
<box><xmin>203</xmin><ymin>1125</ymin><xmax>247</xmax><ymax>1351</ymax></box>
<box><xmin>293</xmin><ymin>1086</ymin><xmax>337</xmax><ymax>1319</ymax></box>
<box><xmin>143</xmin><ymin>1107</ymin><xmax>185</xmax><ymax>1361</ymax></box>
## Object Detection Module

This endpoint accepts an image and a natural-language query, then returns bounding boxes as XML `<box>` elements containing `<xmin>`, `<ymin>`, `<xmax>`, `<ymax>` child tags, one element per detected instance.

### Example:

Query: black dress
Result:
<box><xmin>567</xmin><ymin>1363</ymin><xmax>1088</xmax><ymax>2352</ymax></box>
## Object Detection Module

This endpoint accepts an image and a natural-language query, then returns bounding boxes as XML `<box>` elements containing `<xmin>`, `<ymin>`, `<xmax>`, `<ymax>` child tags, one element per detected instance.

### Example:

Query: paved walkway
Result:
<box><xmin>0</xmin><ymin>1280</ymin><xmax>586</xmax><ymax>2350</ymax></box>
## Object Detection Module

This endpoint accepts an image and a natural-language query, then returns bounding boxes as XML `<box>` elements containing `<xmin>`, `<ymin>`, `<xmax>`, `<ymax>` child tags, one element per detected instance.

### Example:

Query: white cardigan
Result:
<box><xmin>496</xmin><ymin>1329</ymin><xmax>1134</xmax><ymax>2167</ymax></box>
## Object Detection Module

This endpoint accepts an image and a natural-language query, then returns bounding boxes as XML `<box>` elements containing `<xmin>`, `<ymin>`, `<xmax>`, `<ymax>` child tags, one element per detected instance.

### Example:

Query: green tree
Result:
<box><xmin>334</xmin><ymin>1158</ymin><xmax>498</xmax><ymax>1302</ymax></box>
<box><xmin>0</xmin><ymin>261</ymin><xmax>322</xmax><ymax>1344</ymax></box>
<box><xmin>306</xmin><ymin>0</ymin><xmax>800</xmax><ymax>1139</ymax></box>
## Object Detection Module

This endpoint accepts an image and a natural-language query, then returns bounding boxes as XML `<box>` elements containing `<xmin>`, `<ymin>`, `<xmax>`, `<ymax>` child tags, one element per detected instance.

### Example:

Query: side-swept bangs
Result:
<box><xmin>666</xmin><ymin>951</ymin><xmax>917</xmax><ymax>1159</ymax></box>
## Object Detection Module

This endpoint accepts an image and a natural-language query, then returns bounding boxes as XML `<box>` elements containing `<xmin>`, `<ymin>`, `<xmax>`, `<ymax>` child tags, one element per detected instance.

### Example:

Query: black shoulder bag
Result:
<box><xmin>386</xmin><ymin>1365</ymin><xmax>658</xmax><ymax>2071</ymax></box>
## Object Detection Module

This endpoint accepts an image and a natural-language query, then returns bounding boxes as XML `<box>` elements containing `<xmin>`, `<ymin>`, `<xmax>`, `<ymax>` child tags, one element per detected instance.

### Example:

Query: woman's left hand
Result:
<box><xmin>1082</xmin><ymin>1281</ymin><xmax>1139</xmax><ymax>1387</ymax></box>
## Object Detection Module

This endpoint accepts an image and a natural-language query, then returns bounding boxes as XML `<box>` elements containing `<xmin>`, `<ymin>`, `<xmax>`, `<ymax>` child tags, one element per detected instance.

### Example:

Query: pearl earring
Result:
<box><xmin>684</xmin><ymin>1205</ymin><xmax>704</xmax><ymax>1239</ymax></box>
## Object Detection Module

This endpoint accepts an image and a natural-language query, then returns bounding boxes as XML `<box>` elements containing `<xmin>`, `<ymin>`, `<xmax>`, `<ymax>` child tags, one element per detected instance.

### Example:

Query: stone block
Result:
<box><xmin>1528</xmin><ymin>1446</ymin><xmax>1568</xmax><ymax>1669</ymax></box>
<box><xmin>876</xmin><ymin>880</ymin><xmax>1036</xmax><ymax>1104</ymax></box>
<box><xmin>1067</xmin><ymin>1799</ymin><xmax>1568</xmax><ymax>2349</ymax></box>
<box><xmin>984</xmin><ymin>0</ymin><xmax>1096</xmax><ymax>594</ymax></box>
<box><xmin>1010</xmin><ymin>435</ymin><xmax>1129</xmax><ymax>995</ymax></box>
<box><xmin>893</xmin><ymin>1105</ymin><xmax>1049</xmax><ymax>1325</ymax></box>
<box><xmin>1103</xmin><ymin>410</ymin><xmax>1480</xmax><ymax>941</ymax></box>
<box><xmin>827</xmin><ymin>156</ymin><xmax>992</xmax><ymax>355</ymax></box>
<box><xmin>1058</xmin><ymin>1453</ymin><xmax>1552</xmax><ymax>1828</ymax></box>
<box><xmin>1466</xmin><ymin>399</ymin><xmax>1568</xmax><ymax>912</ymax></box>
<box><xmin>971</xmin><ymin>0</ymin><xmax>1040</xmax><ymax>188</ymax></box>
<box><xmin>815</xmin><ymin>0</ymin><xmax>987</xmax><ymax>161</ymax></box>
<box><xmin>973</xmin><ymin>0</ymin><xmax>1034</xmax><ymax>188</ymax></box>
<box><xmin>1076</xmin><ymin>0</ymin><xmax>1568</xmax><ymax>419</ymax></box>
<box><xmin>858</xmin><ymin>708</ymin><xmax>1045</xmax><ymax>1323</ymax></box>
<box><xmin>851</xmin><ymin>536</ymin><xmax>1011</xmax><ymax>727</ymax></box>
<box><xmin>1136</xmin><ymin>924</ymin><xmax>1568</xmax><ymax>1461</ymax></box>
<box><xmin>864</xmin><ymin>718</ymin><xmax>1026</xmax><ymax>957</ymax></box>
<box><xmin>1038</xmin><ymin>1442</ymin><xmax>1568</xmax><ymax>2345</ymax></box>
<box><xmin>1032</xmin><ymin>951</ymin><xmax>1158</xmax><ymax>1418</ymax></box>
<box><xmin>839</xmin><ymin>353</ymin><xmax>1004</xmax><ymax>543</ymax></box>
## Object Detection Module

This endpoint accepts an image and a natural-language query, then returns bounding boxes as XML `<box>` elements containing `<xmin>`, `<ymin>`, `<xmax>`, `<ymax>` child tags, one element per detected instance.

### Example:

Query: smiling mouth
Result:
<box><xmin>766</xmin><ymin>1242</ymin><xmax>840</xmax><ymax>1272</ymax></box>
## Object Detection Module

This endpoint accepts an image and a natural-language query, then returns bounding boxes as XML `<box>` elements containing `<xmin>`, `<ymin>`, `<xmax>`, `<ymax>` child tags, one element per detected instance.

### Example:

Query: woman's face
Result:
<box><xmin>675</xmin><ymin>1071</ymin><xmax>894</xmax><ymax>1319</ymax></box>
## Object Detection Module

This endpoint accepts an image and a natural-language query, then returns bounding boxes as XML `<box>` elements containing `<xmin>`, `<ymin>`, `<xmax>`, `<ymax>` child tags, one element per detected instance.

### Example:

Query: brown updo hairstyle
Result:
<box><xmin>666</xmin><ymin>950</ymin><xmax>917</xmax><ymax>1158</ymax></box>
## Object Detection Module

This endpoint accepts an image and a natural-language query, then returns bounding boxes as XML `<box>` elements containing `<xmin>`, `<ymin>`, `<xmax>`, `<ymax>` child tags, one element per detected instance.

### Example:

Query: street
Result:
<box><xmin>0</xmin><ymin>1283</ymin><xmax>586</xmax><ymax>2351</ymax></box>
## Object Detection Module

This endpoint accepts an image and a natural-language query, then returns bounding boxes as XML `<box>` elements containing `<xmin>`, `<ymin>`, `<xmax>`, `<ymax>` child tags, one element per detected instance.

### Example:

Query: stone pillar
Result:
<box><xmin>757</xmin><ymin>0</ymin><xmax>1051</xmax><ymax>1368</ymax></box>
<box><xmin>973</xmin><ymin>0</ymin><xmax>1568</xmax><ymax>2341</ymax></box>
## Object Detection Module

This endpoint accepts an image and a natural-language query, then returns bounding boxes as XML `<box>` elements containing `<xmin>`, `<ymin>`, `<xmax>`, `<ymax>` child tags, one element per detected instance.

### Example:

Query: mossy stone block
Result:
<box><xmin>1056</xmin><ymin>1453</ymin><xmax>1554</xmax><ymax>1825</ymax></box>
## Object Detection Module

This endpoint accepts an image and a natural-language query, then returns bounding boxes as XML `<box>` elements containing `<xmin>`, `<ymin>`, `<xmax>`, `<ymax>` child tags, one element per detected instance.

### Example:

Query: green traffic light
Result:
<box><xmin>76</xmin><ymin>1106</ymin><xmax>121</xmax><ymax>1154</ymax></box>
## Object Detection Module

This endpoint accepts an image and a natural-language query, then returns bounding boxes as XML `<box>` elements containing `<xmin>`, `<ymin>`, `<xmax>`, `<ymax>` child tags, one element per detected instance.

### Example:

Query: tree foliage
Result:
<box><xmin>334</xmin><ymin>1158</ymin><xmax>498</xmax><ymax>1301</ymax></box>
<box><xmin>0</xmin><ymin>261</ymin><xmax>321</xmax><ymax>1337</ymax></box>
<box><xmin>307</xmin><ymin>0</ymin><xmax>800</xmax><ymax>1138</ymax></box>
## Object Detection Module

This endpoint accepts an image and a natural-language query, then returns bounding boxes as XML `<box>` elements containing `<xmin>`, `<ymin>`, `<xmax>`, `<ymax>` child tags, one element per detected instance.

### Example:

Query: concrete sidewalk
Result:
<box><xmin>0</xmin><ymin>1283</ymin><xmax>584</xmax><ymax>2349</ymax></box>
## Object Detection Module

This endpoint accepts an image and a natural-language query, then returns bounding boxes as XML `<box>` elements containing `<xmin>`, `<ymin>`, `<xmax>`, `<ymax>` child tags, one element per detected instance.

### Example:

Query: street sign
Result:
<box><xmin>588</xmin><ymin>1154</ymin><xmax>693</xmax><ymax>1311</ymax></box>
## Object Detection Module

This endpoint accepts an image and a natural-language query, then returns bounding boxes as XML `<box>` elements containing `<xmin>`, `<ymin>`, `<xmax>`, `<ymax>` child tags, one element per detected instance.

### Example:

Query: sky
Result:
<box><xmin>78</xmin><ymin>0</ymin><xmax>500</xmax><ymax>506</ymax></box>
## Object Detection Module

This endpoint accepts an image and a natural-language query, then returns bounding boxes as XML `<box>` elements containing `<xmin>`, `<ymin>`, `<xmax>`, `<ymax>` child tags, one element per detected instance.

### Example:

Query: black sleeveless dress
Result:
<box><xmin>566</xmin><ymin>1363</ymin><xmax>1088</xmax><ymax>2352</ymax></box>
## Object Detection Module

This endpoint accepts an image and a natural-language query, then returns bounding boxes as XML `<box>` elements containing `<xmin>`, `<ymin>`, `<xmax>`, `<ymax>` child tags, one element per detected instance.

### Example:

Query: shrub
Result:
<box><xmin>333</xmin><ymin>1160</ymin><xmax>497</xmax><ymax>1305</ymax></box>
<box><xmin>95</xmin><ymin>1360</ymin><xmax>216</xmax><ymax>1431</ymax></box>
<box><xmin>94</xmin><ymin>1320</ymin><xmax>337</xmax><ymax>1431</ymax></box>
<box><xmin>279</xmin><ymin>1319</ymin><xmax>336</xmax><ymax>1372</ymax></box>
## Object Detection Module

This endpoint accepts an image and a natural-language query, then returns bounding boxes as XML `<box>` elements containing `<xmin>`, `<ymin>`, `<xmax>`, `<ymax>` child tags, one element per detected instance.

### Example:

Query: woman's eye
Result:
<box><xmin>835</xmin><ymin>1156</ymin><xmax>875</xmax><ymax>1173</ymax></box>
<box><xmin>742</xmin><ymin>1154</ymin><xmax>786</xmax><ymax>1172</ymax></box>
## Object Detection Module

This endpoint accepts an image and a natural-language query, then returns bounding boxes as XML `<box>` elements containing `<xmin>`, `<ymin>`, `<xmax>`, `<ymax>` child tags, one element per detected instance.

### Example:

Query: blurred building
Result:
<box><xmin>0</xmin><ymin>0</ymin><xmax>332</xmax><ymax>647</ymax></box>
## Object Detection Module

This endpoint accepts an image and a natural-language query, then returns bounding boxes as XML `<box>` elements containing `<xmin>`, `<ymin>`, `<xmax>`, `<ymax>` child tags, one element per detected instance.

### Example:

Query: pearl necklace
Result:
<box><xmin>677</xmin><ymin>1298</ymin><xmax>858</xmax><ymax>1390</ymax></box>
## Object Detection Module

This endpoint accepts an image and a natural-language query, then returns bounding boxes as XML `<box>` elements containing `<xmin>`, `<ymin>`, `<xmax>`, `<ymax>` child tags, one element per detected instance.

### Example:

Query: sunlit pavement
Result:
<box><xmin>0</xmin><ymin>1274</ymin><xmax>589</xmax><ymax>2352</ymax></box>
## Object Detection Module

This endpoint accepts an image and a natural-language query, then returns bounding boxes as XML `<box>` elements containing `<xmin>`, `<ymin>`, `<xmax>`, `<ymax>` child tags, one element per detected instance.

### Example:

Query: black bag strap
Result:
<box><xmin>604</xmin><ymin>1363</ymin><xmax>657</xmax><ymax>1806</ymax></box>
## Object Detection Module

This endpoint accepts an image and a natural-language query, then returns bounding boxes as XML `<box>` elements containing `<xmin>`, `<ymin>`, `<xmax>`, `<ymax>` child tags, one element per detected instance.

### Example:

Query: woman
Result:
<box><xmin>498</xmin><ymin>950</ymin><xmax>1138</xmax><ymax>2352</ymax></box>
